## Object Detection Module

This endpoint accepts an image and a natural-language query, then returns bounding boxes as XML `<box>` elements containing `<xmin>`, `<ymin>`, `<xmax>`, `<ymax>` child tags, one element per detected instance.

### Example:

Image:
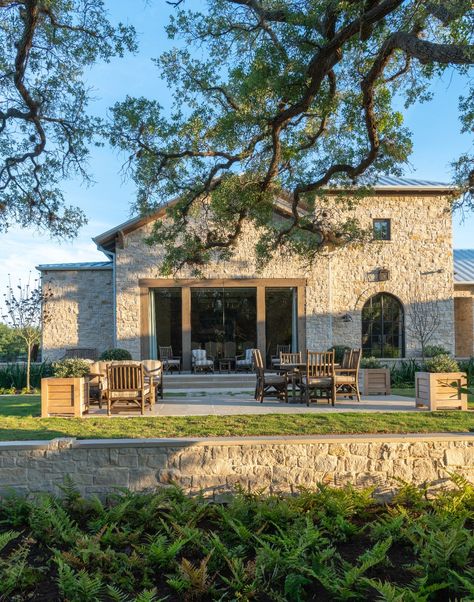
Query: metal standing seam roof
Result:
<box><xmin>92</xmin><ymin>176</ymin><xmax>455</xmax><ymax>247</ymax></box>
<box><xmin>454</xmin><ymin>250</ymin><xmax>474</xmax><ymax>284</ymax></box>
<box><xmin>36</xmin><ymin>261</ymin><xmax>113</xmax><ymax>272</ymax></box>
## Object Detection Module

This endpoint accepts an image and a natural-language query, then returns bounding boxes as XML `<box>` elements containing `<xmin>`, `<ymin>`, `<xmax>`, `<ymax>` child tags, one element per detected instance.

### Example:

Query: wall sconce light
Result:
<box><xmin>340</xmin><ymin>313</ymin><xmax>353</xmax><ymax>323</ymax></box>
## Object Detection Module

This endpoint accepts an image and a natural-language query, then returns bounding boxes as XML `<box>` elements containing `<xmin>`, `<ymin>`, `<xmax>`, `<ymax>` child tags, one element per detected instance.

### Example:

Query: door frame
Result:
<box><xmin>140</xmin><ymin>278</ymin><xmax>306</xmax><ymax>369</ymax></box>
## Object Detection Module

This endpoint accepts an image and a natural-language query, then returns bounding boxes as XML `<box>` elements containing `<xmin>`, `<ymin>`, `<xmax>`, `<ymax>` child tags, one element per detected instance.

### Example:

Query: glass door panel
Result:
<box><xmin>191</xmin><ymin>288</ymin><xmax>257</xmax><ymax>357</ymax></box>
<box><xmin>153</xmin><ymin>288</ymin><xmax>182</xmax><ymax>357</ymax></box>
<box><xmin>265</xmin><ymin>288</ymin><xmax>297</xmax><ymax>363</ymax></box>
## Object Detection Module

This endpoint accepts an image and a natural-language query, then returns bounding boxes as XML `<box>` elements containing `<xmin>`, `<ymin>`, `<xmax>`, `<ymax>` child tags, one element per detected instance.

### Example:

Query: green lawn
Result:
<box><xmin>0</xmin><ymin>394</ymin><xmax>473</xmax><ymax>441</ymax></box>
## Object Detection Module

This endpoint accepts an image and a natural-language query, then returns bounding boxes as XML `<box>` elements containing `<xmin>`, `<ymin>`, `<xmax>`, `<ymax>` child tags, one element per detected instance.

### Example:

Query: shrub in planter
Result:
<box><xmin>416</xmin><ymin>354</ymin><xmax>466</xmax><ymax>411</ymax></box>
<box><xmin>99</xmin><ymin>348</ymin><xmax>132</xmax><ymax>361</ymax></box>
<box><xmin>52</xmin><ymin>358</ymin><xmax>91</xmax><ymax>378</ymax></box>
<box><xmin>423</xmin><ymin>345</ymin><xmax>450</xmax><ymax>358</ymax></box>
<box><xmin>359</xmin><ymin>357</ymin><xmax>390</xmax><ymax>395</ymax></box>
<box><xmin>360</xmin><ymin>356</ymin><xmax>382</xmax><ymax>369</ymax></box>
<box><xmin>424</xmin><ymin>354</ymin><xmax>459</xmax><ymax>373</ymax></box>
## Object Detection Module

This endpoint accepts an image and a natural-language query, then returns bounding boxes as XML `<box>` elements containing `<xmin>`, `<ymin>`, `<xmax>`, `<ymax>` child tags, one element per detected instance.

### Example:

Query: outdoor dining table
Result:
<box><xmin>278</xmin><ymin>362</ymin><xmax>307</xmax><ymax>401</ymax></box>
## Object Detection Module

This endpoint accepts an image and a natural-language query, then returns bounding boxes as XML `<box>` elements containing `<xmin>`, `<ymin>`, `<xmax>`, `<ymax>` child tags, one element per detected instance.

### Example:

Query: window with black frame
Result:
<box><xmin>373</xmin><ymin>218</ymin><xmax>391</xmax><ymax>241</ymax></box>
<box><xmin>362</xmin><ymin>293</ymin><xmax>404</xmax><ymax>357</ymax></box>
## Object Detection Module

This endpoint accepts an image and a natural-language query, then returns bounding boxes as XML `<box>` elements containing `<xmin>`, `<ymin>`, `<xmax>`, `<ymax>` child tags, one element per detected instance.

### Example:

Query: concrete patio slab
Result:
<box><xmin>89</xmin><ymin>392</ymin><xmax>419</xmax><ymax>417</ymax></box>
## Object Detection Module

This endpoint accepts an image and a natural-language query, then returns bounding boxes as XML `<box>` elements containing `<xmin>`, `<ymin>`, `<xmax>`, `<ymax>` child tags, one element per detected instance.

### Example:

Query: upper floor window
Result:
<box><xmin>373</xmin><ymin>218</ymin><xmax>391</xmax><ymax>241</ymax></box>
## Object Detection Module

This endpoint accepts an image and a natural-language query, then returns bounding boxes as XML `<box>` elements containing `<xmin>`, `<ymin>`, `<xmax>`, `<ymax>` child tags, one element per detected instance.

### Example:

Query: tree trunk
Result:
<box><xmin>26</xmin><ymin>342</ymin><xmax>31</xmax><ymax>392</ymax></box>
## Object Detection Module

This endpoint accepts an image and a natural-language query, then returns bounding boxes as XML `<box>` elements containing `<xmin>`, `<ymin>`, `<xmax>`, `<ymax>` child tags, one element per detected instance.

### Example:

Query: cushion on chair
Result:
<box><xmin>301</xmin><ymin>376</ymin><xmax>333</xmax><ymax>386</ymax></box>
<box><xmin>334</xmin><ymin>374</ymin><xmax>357</xmax><ymax>384</ymax></box>
<box><xmin>264</xmin><ymin>374</ymin><xmax>286</xmax><ymax>384</ymax></box>
<box><xmin>109</xmin><ymin>387</ymin><xmax>152</xmax><ymax>400</ymax></box>
<box><xmin>236</xmin><ymin>359</ymin><xmax>252</xmax><ymax>366</ymax></box>
<box><xmin>194</xmin><ymin>359</ymin><xmax>214</xmax><ymax>367</ymax></box>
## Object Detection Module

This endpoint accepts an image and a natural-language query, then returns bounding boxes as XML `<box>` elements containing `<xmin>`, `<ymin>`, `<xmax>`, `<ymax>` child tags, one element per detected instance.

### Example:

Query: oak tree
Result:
<box><xmin>110</xmin><ymin>0</ymin><xmax>473</xmax><ymax>274</ymax></box>
<box><xmin>0</xmin><ymin>0</ymin><xmax>136</xmax><ymax>237</ymax></box>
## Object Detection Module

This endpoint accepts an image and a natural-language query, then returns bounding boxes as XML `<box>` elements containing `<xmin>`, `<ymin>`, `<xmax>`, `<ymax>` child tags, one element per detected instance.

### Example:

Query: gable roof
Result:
<box><xmin>37</xmin><ymin>261</ymin><xmax>113</xmax><ymax>272</ymax></box>
<box><xmin>454</xmin><ymin>249</ymin><xmax>474</xmax><ymax>284</ymax></box>
<box><xmin>93</xmin><ymin>176</ymin><xmax>455</xmax><ymax>253</ymax></box>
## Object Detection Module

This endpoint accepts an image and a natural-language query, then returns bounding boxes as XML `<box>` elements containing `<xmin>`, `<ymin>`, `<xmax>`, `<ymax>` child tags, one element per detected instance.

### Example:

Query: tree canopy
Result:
<box><xmin>110</xmin><ymin>0</ymin><xmax>473</xmax><ymax>274</ymax></box>
<box><xmin>0</xmin><ymin>0</ymin><xmax>136</xmax><ymax>237</ymax></box>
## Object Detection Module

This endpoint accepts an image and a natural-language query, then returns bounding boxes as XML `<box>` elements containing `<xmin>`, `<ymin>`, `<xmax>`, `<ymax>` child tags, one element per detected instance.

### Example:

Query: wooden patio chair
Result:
<box><xmin>300</xmin><ymin>351</ymin><xmax>335</xmax><ymax>406</ymax></box>
<box><xmin>334</xmin><ymin>348</ymin><xmax>361</xmax><ymax>402</ymax></box>
<box><xmin>280</xmin><ymin>351</ymin><xmax>303</xmax><ymax>397</ymax></box>
<box><xmin>105</xmin><ymin>363</ymin><xmax>154</xmax><ymax>416</ymax></box>
<box><xmin>271</xmin><ymin>344</ymin><xmax>291</xmax><ymax>368</ymax></box>
<box><xmin>88</xmin><ymin>360</ymin><xmax>109</xmax><ymax>409</ymax></box>
<box><xmin>159</xmin><ymin>346</ymin><xmax>181</xmax><ymax>373</ymax></box>
<box><xmin>142</xmin><ymin>359</ymin><xmax>164</xmax><ymax>400</ymax></box>
<box><xmin>253</xmin><ymin>348</ymin><xmax>288</xmax><ymax>403</ymax></box>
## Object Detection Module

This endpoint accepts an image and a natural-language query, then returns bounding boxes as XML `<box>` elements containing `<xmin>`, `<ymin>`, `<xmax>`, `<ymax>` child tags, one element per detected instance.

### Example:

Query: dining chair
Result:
<box><xmin>299</xmin><ymin>350</ymin><xmax>335</xmax><ymax>406</ymax></box>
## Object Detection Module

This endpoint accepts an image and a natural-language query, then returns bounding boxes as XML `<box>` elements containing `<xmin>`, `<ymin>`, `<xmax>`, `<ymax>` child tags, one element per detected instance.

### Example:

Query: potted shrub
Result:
<box><xmin>99</xmin><ymin>348</ymin><xmax>132</xmax><ymax>361</ymax></box>
<box><xmin>41</xmin><ymin>359</ymin><xmax>91</xmax><ymax>417</ymax></box>
<box><xmin>415</xmin><ymin>354</ymin><xmax>467</xmax><ymax>411</ymax></box>
<box><xmin>359</xmin><ymin>357</ymin><xmax>391</xmax><ymax>396</ymax></box>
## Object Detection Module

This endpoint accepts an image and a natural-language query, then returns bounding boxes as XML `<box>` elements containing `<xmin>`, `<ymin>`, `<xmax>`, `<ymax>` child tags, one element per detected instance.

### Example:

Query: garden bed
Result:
<box><xmin>0</xmin><ymin>480</ymin><xmax>472</xmax><ymax>600</ymax></box>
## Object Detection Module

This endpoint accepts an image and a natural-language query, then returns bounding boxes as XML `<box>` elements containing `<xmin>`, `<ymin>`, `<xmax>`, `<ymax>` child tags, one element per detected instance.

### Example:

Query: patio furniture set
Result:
<box><xmin>253</xmin><ymin>348</ymin><xmax>362</xmax><ymax>406</ymax></box>
<box><xmin>88</xmin><ymin>359</ymin><xmax>163</xmax><ymax>416</ymax></box>
<box><xmin>159</xmin><ymin>344</ymin><xmax>292</xmax><ymax>373</ymax></box>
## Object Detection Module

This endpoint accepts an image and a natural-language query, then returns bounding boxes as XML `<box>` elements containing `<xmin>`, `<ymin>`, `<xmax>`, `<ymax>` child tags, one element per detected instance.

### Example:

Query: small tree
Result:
<box><xmin>2</xmin><ymin>277</ymin><xmax>51</xmax><ymax>391</ymax></box>
<box><xmin>406</xmin><ymin>286</ymin><xmax>442</xmax><ymax>359</ymax></box>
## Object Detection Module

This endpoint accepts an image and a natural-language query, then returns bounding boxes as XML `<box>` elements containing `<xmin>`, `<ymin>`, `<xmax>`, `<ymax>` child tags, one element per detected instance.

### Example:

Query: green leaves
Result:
<box><xmin>0</xmin><ymin>477</ymin><xmax>473</xmax><ymax>599</ymax></box>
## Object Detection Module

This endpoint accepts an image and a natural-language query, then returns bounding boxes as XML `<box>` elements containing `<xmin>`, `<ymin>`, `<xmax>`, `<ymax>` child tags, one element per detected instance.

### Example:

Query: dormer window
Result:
<box><xmin>373</xmin><ymin>219</ymin><xmax>391</xmax><ymax>241</ymax></box>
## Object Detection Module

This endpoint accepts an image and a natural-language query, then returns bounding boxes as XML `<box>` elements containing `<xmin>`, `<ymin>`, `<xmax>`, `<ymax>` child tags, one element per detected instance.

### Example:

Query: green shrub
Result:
<box><xmin>99</xmin><ymin>348</ymin><xmax>132</xmax><ymax>361</ymax></box>
<box><xmin>424</xmin><ymin>354</ymin><xmax>460</xmax><ymax>374</ymax></box>
<box><xmin>328</xmin><ymin>345</ymin><xmax>351</xmax><ymax>364</ymax></box>
<box><xmin>360</xmin><ymin>356</ymin><xmax>383</xmax><ymax>369</ymax></box>
<box><xmin>423</xmin><ymin>345</ymin><xmax>450</xmax><ymax>358</ymax></box>
<box><xmin>0</xmin><ymin>479</ymin><xmax>472</xmax><ymax>600</ymax></box>
<box><xmin>458</xmin><ymin>357</ymin><xmax>474</xmax><ymax>387</ymax></box>
<box><xmin>52</xmin><ymin>359</ymin><xmax>91</xmax><ymax>378</ymax></box>
<box><xmin>0</xmin><ymin>362</ymin><xmax>52</xmax><ymax>390</ymax></box>
<box><xmin>390</xmin><ymin>359</ymin><xmax>421</xmax><ymax>388</ymax></box>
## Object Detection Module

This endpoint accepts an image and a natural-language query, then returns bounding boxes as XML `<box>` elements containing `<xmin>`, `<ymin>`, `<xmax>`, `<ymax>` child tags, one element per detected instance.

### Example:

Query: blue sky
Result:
<box><xmin>0</xmin><ymin>0</ymin><xmax>472</xmax><ymax>298</ymax></box>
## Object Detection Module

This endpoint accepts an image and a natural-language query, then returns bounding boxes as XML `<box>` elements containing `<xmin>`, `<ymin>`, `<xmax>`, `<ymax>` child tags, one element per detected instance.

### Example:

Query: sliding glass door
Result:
<box><xmin>191</xmin><ymin>288</ymin><xmax>257</xmax><ymax>357</ymax></box>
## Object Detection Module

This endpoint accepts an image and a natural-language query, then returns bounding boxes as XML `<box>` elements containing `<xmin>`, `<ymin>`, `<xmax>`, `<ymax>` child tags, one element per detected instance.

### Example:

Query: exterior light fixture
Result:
<box><xmin>340</xmin><ymin>313</ymin><xmax>353</xmax><ymax>323</ymax></box>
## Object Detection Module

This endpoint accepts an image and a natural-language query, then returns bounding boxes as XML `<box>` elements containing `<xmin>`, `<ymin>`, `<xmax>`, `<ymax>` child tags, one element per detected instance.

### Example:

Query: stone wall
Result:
<box><xmin>41</xmin><ymin>268</ymin><xmax>114</xmax><ymax>361</ymax></box>
<box><xmin>114</xmin><ymin>193</ymin><xmax>454</xmax><ymax>358</ymax></box>
<box><xmin>1</xmin><ymin>434</ymin><xmax>472</xmax><ymax>499</ymax></box>
<box><xmin>454</xmin><ymin>284</ymin><xmax>474</xmax><ymax>357</ymax></box>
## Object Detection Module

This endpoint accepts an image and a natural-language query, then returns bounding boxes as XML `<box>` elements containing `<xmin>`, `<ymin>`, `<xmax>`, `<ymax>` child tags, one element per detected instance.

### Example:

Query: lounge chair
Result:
<box><xmin>192</xmin><ymin>349</ymin><xmax>214</xmax><ymax>373</ymax></box>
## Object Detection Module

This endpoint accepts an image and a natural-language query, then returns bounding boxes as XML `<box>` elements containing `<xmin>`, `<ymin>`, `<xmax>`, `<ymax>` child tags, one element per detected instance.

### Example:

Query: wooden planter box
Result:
<box><xmin>41</xmin><ymin>377</ymin><xmax>89</xmax><ymax>417</ymax></box>
<box><xmin>359</xmin><ymin>368</ymin><xmax>391</xmax><ymax>395</ymax></box>
<box><xmin>415</xmin><ymin>372</ymin><xmax>467</xmax><ymax>411</ymax></box>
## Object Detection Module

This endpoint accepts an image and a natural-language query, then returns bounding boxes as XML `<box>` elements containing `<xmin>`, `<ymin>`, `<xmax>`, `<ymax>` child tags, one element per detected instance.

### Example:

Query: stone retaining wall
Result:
<box><xmin>1</xmin><ymin>434</ymin><xmax>473</xmax><ymax>498</ymax></box>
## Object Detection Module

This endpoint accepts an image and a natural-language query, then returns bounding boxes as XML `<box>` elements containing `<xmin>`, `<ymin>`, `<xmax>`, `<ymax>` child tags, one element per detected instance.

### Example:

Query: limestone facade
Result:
<box><xmin>40</xmin><ymin>191</ymin><xmax>457</xmax><ymax>361</ymax></box>
<box><xmin>41</xmin><ymin>268</ymin><xmax>114</xmax><ymax>361</ymax></box>
<box><xmin>0</xmin><ymin>434</ymin><xmax>473</xmax><ymax>498</ymax></box>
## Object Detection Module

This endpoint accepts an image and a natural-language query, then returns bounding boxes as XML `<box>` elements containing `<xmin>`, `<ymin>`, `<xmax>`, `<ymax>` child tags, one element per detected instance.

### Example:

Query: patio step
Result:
<box><xmin>163</xmin><ymin>373</ymin><xmax>255</xmax><ymax>390</ymax></box>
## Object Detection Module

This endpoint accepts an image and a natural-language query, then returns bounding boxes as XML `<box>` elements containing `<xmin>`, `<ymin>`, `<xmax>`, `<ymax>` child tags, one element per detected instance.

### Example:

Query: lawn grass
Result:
<box><xmin>0</xmin><ymin>394</ymin><xmax>473</xmax><ymax>441</ymax></box>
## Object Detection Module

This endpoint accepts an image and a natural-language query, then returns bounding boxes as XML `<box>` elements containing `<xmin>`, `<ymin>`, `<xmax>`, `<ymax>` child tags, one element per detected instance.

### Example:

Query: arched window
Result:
<box><xmin>362</xmin><ymin>293</ymin><xmax>405</xmax><ymax>358</ymax></box>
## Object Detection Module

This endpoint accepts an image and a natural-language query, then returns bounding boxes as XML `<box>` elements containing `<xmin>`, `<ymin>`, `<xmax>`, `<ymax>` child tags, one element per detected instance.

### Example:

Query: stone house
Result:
<box><xmin>454</xmin><ymin>249</ymin><xmax>474</xmax><ymax>357</ymax></box>
<box><xmin>38</xmin><ymin>176</ymin><xmax>469</xmax><ymax>367</ymax></box>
